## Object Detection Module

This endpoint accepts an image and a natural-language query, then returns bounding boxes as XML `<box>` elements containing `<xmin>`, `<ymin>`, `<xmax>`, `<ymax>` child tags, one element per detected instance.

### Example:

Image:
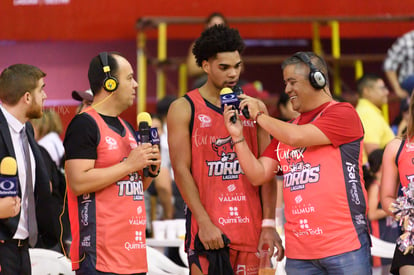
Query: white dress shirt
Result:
<box><xmin>0</xmin><ymin>105</ymin><xmax>35</xmax><ymax>240</ymax></box>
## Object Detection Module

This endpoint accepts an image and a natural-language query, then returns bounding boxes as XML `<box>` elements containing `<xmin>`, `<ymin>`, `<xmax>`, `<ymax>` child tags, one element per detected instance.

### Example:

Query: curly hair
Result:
<box><xmin>192</xmin><ymin>25</ymin><xmax>245</xmax><ymax>67</ymax></box>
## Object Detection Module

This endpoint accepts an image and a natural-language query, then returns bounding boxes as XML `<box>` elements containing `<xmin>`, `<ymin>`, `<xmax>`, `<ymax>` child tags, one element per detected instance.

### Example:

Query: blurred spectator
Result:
<box><xmin>391</xmin><ymin>96</ymin><xmax>410</xmax><ymax>137</ymax></box>
<box><xmin>276</xmin><ymin>92</ymin><xmax>299</xmax><ymax>121</ymax></box>
<box><xmin>155</xmin><ymin>96</ymin><xmax>187</xmax><ymax>267</ymax></box>
<box><xmin>31</xmin><ymin>109</ymin><xmax>65</xmax><ymax>167</ymax></box>
<box><xmin>72</xmin><ymin>89</ymin><xmax>93</xmax><ymax>114</ymax></box>
<box><xmin>145</xmin><ymin>113</ymin><xmax>174</xmax><ymax>222</ymax></box>
<box><xmin>363</xmin><ymin>149</ymin><xmax>399</xmax><ymax>275</ymax></box>
<box><xmin>31</xmin><ymin>109</ymin><xmax>70</xmax><ymax>254</ymax></box>
<box><xmin>383</xmin><ymin>30</ymin><xmax>414</xmax><ymax>99</ymax></box>
<box><xmin>356</xmin><ymin>74</ymin><xmax>395</xmax><ymax>164</ymax></box>
<box><xmin>186</xmin><ymin>12</ymin><xmax>228</xmax><ymax>89</ymax></box>
<box><xmin>156</xmin><ymin>95</ymin><xmax>184</xmax><ymax>219</ymax></box>
<box><xmin>401</xmin><ymin>75</ymin><xmax>414</xmax><ymax>96</ymax></box>
<box><xmin>391</xmin><ymin>75</ymin><xmax>414</xmax><ymax>137</ymax></box>
<box><xmin>381</xmin><ymin>91</ymin><xmax>414</xmax><ymax>274</ymax></box>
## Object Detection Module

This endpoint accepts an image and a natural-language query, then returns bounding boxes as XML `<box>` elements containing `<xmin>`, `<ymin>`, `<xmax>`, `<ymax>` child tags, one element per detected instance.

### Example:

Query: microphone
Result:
<box><xmin>220</xmin><ymin>87</ymin><xmax>238</xmax><ymax>123</ymax></box>
<box><xmin>137</xmin><ymin>112</ymin><xmax>152</xmax><ymax>177</ymax></box>
<box><xmin>232</xmin><ymin>85</ymin><xmax>250</xmax><ymax>119</ymax></box>
<box><xmin>150</xmin><ymin>127</ymin><xmax>160</xmax><ymax>146</ymax></box>
<box><xmin>149</xmin><ymin>126</ymin><xmax>160</xmax><ymax>173</ymax></box>
<box><xmin>220</xmin><ymin>86</ymin><xmax>250</xmax><ymax>123</ymax></box>
<box><xmin>0</xmin><ymin>156</ymin><xmax>18</xmax><ymax>197</ymax></box>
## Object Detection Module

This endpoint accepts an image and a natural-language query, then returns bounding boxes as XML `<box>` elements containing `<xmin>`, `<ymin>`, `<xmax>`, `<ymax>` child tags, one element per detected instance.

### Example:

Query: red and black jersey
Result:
<box><xmin>396</xmin><ymin>138</ymin><xmax>414</xmax><ymax>189</ymax></box>
<box><xmin>184</xmin><ymin>89</ymin><xmax>262</xmax><ymax>252</ymax></box>
<box><xmin>67</xmin><ymin>108</ymin><xmax>147</xmax><ymax>273</ymax></box>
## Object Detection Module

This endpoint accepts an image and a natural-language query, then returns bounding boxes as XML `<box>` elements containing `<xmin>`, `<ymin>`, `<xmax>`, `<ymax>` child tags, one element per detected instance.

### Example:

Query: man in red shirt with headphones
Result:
<box><xmin>224</xmin><ymin>52</ymin><xmax>371</xmax><ymax>275</ymax></box>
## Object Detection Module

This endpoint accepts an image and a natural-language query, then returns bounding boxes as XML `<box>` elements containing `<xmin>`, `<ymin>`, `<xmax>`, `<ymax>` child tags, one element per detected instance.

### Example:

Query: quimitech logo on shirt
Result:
<box><xmin>217</xmin><ymin>206</ymin><xmax>250</xmax><ymax>226</ymax></box>
<box><xmin>124</xmin><ymin>230</ymin><xmax>146</xmax><ymax>251</ymax></box>
<box><xmin>292</xmin><ymin>219</ymin><xmax>323</xmax><ymax>238</ymax></box>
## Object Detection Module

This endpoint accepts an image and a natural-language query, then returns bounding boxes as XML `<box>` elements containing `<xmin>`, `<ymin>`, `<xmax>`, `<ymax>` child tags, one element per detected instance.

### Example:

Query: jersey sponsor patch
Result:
<box><xmin>105</xmin><ymin>136</ymin><xmax>118</xmax><ymax>150</ymax></box>
<box><xmin>197</xmin><ymin>114</ymin><xmax>212</xmax><ymax>128</ymax></box>
<box><xmin>207</xmin><ymin>136</ymin><xmax>244</xmax><ymax>180</ymax></box>
<box><xmin>117</xmin><ymin>179</ymin><xmax>144</xmax><ymax>201</ymax></box>
<box><xmin>283</xmin><ymin>161</ymin><xmax>320</xmax><ymax>191</ymax></box>
<box><xmin>124</xmin><ymin>230</ymin><xmax>146</xmax><ymax>251</ymax></box>
<box><xmin>217</xmin><ymin>206</ymin><xmax>250</xmax><ymax>226</ymax></box>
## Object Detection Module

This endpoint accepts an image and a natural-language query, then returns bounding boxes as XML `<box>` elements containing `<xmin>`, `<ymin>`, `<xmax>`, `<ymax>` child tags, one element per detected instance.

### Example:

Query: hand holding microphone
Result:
<box><xmin>136</xmin><ymin>112</ymin><xmax>161</xmax><ymax>177</ymax></box>
<box><xmin>236</xmin><ymin>91</ymin><xmax>268</xmax><ymax>124</ymax></box>
<box><xmin>0</xmin><ymin>156</ymin><xmax>20</xmax><ymax>218</ymax></box>
<box><xmin>232</xmin><ymin>85</ymin><xmax>250</xmax><ymax>119</ymax></box>
<box><xmin>137</xmin><ymin>112</ymin><xmax>152</xmax><ymax>177</ymax></box>
<box><xmin>0</xmin><ymin>156</ymin><xmax>18</xmax><ymax>198</ymax></box>
<box><xmin>220</xmin><ymin>86</ymin><xmax>250</xmax><ymax>124</ymax></box>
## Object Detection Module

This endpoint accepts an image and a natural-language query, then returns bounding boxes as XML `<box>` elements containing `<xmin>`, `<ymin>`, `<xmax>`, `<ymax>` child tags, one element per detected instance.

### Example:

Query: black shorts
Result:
<box><xmin>390</xmin><ymin>246</ymin><xmax>414</xmax><ymax>274</ymax></box>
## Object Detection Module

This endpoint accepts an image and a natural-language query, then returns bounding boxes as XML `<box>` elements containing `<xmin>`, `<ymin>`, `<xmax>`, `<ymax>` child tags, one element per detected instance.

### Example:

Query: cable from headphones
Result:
<box><xmin>90</xmin><ymin>91</ymin><xmax>114</xmax><ymax>110</ymax></box>
<box><xmin>58</xmin><ymin>179</ymin><xmax>69</xmax><ymax>258</ymax></box>
<box><xmin>58</xmin><ymin>173</ymin><xmax>86</xmax><ymax>264</ymax></box>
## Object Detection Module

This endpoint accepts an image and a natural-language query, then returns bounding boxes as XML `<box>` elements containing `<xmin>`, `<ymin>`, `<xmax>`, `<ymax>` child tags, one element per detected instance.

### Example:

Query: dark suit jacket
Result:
<box><xmin>0</xmin><ymin>109</ymin><xmax>59</xmax><ymax>245</ymax></box>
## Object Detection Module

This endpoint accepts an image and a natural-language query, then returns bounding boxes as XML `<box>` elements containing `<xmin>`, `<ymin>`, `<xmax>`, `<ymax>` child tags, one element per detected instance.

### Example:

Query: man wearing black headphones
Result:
<box><xmin>64</xmin><ymin>52</ymin><xmax>161</xmax><ymax>274</ymax></box>
<box><xmin>224</xmin><ymin>52</ymin><xmax>372</xmax><ymax>274</ymax></box>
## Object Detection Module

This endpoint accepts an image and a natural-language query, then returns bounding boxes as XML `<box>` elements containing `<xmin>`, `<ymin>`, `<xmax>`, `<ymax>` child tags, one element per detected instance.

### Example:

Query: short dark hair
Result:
<box><xmin>0</xmin><ymin>64</ymin><xmax>46</xmax><ymax>106</ymax></box>
<box><xmin>356</xmin><ymin>73</ymin><xmax>381</xmax><ymax>96</ymax></box>
<box><xmin>192</xmin><ymin>25</ymin><xmax>245</xmax><ymax>67</ymax></box>
<box><xmin>88</xmin><ymin>52</ymin><xmax>121</xmax><ymax>95</ymax></box>
<box><xmin>368</xmin><ymin>149</ymin><xmax>384</xmax><ymax>174</ymax></box>
<box><xmin>205</xmin><ymin>12</ymin><xmax>227</xmax><ymax>27</ymax></box>
<box><xmin>282</xmin><ymin>52</ymin><xmax>329</xmax><ymax>87</ymax></box>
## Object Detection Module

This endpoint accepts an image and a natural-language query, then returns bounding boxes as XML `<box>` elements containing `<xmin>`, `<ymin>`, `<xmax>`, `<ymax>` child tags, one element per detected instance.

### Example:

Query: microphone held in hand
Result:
<box><xmin>232</xmin><ymin>85</ymin><xmax>250</xmax><ymax>119</ymax></box>
<box><xmin>220</xmin><ymin>87</ymin><xmax>239</xmax><ymax>123</ymax></box>
<box><xmin>0</xmin><ymin>156</ymin><xmax>18</xmax><ymax>197</ymax></box>
<box><xmin>137</xmin><ymin>112</ymin><xmax>152</xmax><ymax>177</ymax></box>
<box><xmin>148</xmin><ymin>127</ymin><xmax>160</xmax><ymax>173</ymax></box>
<box><xmin>150</xmin><ymin>127</ymin><xmax>160</xmax><ymax>146</ymax></box>
<box><xmin>220</xmin><ymin>86</ymin><xmax>250</xmax><ymax>124</ymax></box>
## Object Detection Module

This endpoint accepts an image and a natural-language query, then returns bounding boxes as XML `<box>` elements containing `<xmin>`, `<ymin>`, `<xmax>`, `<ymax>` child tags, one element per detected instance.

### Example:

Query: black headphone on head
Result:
<box><xmin>294</xmin><ymin>52</ymin><xmax>326</xmax><ymax>90</ymax></box>
<box><xmin>99</xmin><ymin>52</ymin><xmax>119</xmax><ymax>92</ymax></box>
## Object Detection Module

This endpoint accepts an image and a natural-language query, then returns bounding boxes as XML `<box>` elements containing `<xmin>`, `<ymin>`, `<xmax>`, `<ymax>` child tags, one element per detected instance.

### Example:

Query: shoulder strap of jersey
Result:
<box><xmin>395</xmin><ymin>138</ymin><xmax>406</xmax><ymax>167</ymax></box>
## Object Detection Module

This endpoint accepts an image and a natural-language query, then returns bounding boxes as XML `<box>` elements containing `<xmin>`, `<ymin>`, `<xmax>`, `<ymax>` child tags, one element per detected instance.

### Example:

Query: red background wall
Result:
<box><xmin>1</xmin><ymin>0</ymin><xmax>414</xmax><ymax>41</ymax></box>
<box><xmin>1</xmin><ymin>1</ymin><xmax>414</xmax><ymax>132</ymax></box>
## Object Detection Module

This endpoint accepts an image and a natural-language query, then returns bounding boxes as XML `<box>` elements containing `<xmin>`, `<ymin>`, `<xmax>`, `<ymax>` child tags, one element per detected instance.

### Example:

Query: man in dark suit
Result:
<box><xmin>0</xmin><ymin>64</ymin><xmax>56</xmax><ymax>274</ymax></box>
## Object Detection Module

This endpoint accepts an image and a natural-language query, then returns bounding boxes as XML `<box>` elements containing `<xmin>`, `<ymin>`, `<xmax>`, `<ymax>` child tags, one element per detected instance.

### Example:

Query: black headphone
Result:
<box><xmin>294</xmin><ymin>52</ymin><xmax>326</xmax><ymax>90</ymax></box>
<box><xmin>99</xmin><ymin>52</ymin><xmax>119</xmax><ymax>92</ymax></box>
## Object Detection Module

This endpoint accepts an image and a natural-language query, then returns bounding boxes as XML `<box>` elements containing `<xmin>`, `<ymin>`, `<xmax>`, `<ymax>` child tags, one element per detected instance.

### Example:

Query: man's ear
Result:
<box><xmin>362</xmin><ymin>86</ymin><xmax>372</xmax><ymax>98</ymax></box>
<box><xmin>24</xmin><ymin>91</ymin><xmax>31</xmax><ymax>104</ymax></box>
<box><xmin>202</xmin><ymin>60</ymin><xmax>209</xmax><ymax>74</ymax></box>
